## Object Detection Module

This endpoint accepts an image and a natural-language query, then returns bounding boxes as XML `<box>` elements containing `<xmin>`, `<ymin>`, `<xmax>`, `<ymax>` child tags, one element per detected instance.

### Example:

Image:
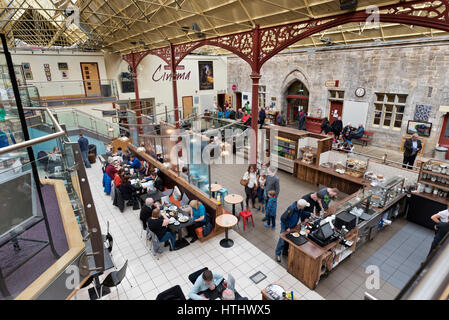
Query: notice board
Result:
<box><xmin>342</xmin><ymin>100</ymin><xmax>369</xmax><ymax>127</ymax></box>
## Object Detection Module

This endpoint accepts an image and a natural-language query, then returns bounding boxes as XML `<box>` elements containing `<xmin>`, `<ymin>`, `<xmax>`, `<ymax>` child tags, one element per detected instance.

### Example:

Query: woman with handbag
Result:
<box><xmin>241</xmin><ymin>165</ymin><xmax>258</xmax><ymax>209</ymax></box>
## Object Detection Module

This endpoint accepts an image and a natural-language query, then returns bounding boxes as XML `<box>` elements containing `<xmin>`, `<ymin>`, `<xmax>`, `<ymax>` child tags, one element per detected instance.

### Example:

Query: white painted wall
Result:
<box><xmin>10</xmin><ymin>50</ymin><xmax>107</xmax><ymax>97</ymax></box>
<box><xmin>104</xmin><ymin>53</ymin><xmax>228</xmax><ymax>115</ymax></box>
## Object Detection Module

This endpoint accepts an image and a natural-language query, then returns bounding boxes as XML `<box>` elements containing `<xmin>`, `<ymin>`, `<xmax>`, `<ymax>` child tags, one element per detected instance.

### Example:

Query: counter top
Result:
<box><xmin>280</xmin><ymin>226</ymin><xmax>357</xmax><ymax>260</ymax></box>
<box><xmin>295</xmin><ymin>161</ymin><xmax>368</xmax><ymax>186</ymax></box>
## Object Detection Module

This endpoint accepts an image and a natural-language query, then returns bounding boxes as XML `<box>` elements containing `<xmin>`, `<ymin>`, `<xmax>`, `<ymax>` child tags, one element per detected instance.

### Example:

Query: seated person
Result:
<box><xmin>217</xmin><ymin>108</ymin><xmax>223</xmax><ymax>118</ymax></box>
<box><xmin>140</xmin><ymin>197</ymin><xmax>155</xmax><ymax>231</ymax></box>
<box><xmin>342</xmin><ymin>123</ymin><xmax>353</xmax><ymax>140</ymax></box>
<box><xmin>105</xmin><ymin>157</ymin><xmax>118</xmax><ymax>180</ymax></box>
<box><xmin>48</xmin><ymin>146</ymin><xmax>62</xmax><ymax>172</ymax></box>
<box><xmin>235</xmin><ymin>108</ymin><xmax>243</xmax><ymax>120</ymax></box>
<box><xmin>186</xmin><ymin>200</ymin><xmax>206</xmax><ymax>243</ymax></box>
<box><xmin>224</xmin><ymin>107</ymin><xmax>231</xmax><ymax>119</ymax></box>
<box><xmin>189</xmin><ymin>269</ymin><xmax>224</xmax><ymax>300</ymax></box>
<box><xmin>116</xmin><ymin>147</ymin><xmax>123</xmax><ymax>157</ymax></box>
<box><xmin>147</xmin><ymin>207</ymin><xmax>178</xmax><ymax>251</ymax></box>
<box><xmin>337</xmin><ymin>139</ymin><xmax>354</xmax><ymax>152</ymax></box>
<box><xmin>241</xmin><ymin>110</ymin><xmax>250</xmax><ymax>124</ymax></box>
<box><xmin>129</xmin><ymin>155</ymin><xmax>141</xmax><ymax>170</ymax></box>
<box><xmin>180</xmin><ymin>166</ymin><xmax>189</xmax><ymax>181</ymax></box>
<box><xmin>114</xmin><ymin>168</ymin><xmax>124</xmax><ymax>188</ymax></box>
<box><xmin>154</xmin><ymin>170</ymin><xmax>165</xmax><ymax>191</ymax></box>
<box><xmin>350</xmin><ymin>123</ymin><xmax>365</xmax><ymax>139</ymax></box>
<box><xmin>221</xmin><ymin>288</ymin><xmax>235</xmax><ymax>300</ymax></box>
<box><xmin>119</xmin><ymin>175</ymin><xmax>138</xmax><ymax>203</ymax></box>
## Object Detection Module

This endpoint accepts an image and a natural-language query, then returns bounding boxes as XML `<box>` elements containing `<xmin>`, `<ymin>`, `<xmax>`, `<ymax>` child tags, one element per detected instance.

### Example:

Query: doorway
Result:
<box><xmin>80</xmin><ymin>62</ymin><xmax>101</xmax><ymax>97</ymax></box>
<box><xmin>285</xmin><ymin>80</ymin><xmax>309</xmax><ymax>125</ymax></box>
<box><xmin>235</xmin><ymin>92</ymin><xmax>242</xmax><ymax>110</ymax></box>
<box><xmin>217</xmin><ymin>94</ymin><xmax>225</xmax><ymax>109</ymax></box>
<box><xmin>182</xmin><ymin>96</ymin><xmax>194</xmax><ymax>118</ymax></box>
<box><xmin>329</xmin><ymin>100</ymin><xmax>343</xmax><ymax>124</ymax></box>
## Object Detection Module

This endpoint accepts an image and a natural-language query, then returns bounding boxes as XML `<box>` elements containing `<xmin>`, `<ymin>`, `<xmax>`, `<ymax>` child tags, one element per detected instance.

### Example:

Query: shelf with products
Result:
<box><xmin>417</xmin><ymin>158</ymin><xmax>449</xmax><ymax>198</ymax></box>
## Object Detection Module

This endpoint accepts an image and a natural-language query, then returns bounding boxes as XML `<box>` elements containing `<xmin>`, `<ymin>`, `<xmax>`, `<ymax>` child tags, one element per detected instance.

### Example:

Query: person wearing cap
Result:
<box><xmin>275</xmin><ymin>199</ymin><xmax>310</xmax><ymax>262</ymax></box>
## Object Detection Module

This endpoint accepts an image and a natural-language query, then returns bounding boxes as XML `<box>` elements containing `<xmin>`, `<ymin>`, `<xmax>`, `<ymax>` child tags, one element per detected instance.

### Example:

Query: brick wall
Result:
<box><xmin>227</xmin><ymin>40</ymin><xmax>449</xmax><ymax>156</ymax></box>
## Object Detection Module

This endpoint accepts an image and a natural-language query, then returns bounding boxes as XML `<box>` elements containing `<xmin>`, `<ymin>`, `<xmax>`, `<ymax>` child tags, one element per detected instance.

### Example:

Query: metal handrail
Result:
<box><xmin>0</xmin><ymin>107</ymin><xmax>65</xmax><ymax>155</ymax></box>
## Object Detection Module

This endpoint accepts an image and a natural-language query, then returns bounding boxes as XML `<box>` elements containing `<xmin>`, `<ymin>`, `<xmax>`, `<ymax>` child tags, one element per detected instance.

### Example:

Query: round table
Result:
<box><xmin>224</xmin><ymin>194</ymin><xmax>244</xmax><ymax>216</ymax></box>
<box><xmin>209</xmin><ymin>184</ymin><xmax>222</xmax><ymax>198</ymax></box>
<box><xmin>215</xmin><ymin>214</ymin><xmax>238</xmax><ymax>248</ymax></box>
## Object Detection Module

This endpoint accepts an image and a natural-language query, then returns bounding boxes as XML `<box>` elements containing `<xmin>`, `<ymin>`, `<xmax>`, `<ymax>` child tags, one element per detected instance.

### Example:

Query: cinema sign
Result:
<box><xmin>152</xmin><ymin>64</ymin><xmax>191</xmax><ymax>82</ymax></box>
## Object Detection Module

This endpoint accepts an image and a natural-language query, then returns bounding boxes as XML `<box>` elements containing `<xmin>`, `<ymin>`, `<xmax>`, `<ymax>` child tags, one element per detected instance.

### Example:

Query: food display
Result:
<box><xmin>369</xmin><ymin>176</ymin><xmax>405</xmax><ymax>208</ymax></box>
<box><xmin>300</xmin><ymin>146</ymin><xmax>315</xmax><ymax>164</ymax></box>
<box><xmin>345</xmin><ymin>158</ymin><xmax>368</xmax><ymax>178</ymax></box>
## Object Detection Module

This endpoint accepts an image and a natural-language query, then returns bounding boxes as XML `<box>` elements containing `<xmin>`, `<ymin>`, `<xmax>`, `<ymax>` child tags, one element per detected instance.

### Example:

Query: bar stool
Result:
<box><xmin>218</xmin><ymin>188</ymin><xmax>229</xmax><ymax>203</ymax></box>
<box><xmin>238</xmin><ymin>210</ymin><xmax>255</xmax><ymax>231</ymax></box>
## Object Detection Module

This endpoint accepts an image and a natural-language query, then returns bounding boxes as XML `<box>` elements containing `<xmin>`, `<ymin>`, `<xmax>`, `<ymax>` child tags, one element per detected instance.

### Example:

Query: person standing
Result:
<box><xmin>235</xmin><ymin>108</ymin><xmax>243</xmax><ymax>120</ymax></box>
<box><xmin>264</xmin><ymin>190</ymin><xmax>277</xmax><ymax>229</ymax></box>
<box><xmin>320</xmin><ymin>117</ymin><xmax>331</xmax><ymax>135</ymax></box>
<box><xmin>298</xmin><ymin>109</ymin><xmax>306</xmax><ymax>130</ymax></box>
<box><xmin>78</xmin><ymin>133</ymin><xmax>91</xmax><ymax>168</ymax></box>
<box><xmin>244</xmin><ymin>101</ymin><xmax>250</xmax><ymax>112</ymax></box>
<box><xmin>262</xmin><ymin>166</ymin><xmax>280</xmax><ymax>222</ymax></box>
<box><xmin>242</xmin><ymin>165</ymin><xmax>258</xmax><ymax>209</ymax></box>
<box><xmin>403</xmin><ymin>133</ymin><xmax>422</xmax><ymax>169</ymax></box>
<box><xmin>259</xmin><ymin>106</ymin><xmax>266</xmax><ymax>129</ymax></box>
<box><xmin>331</xmin><ymin>116</ymin><xmax>343</xmax><ymax>137</ymax></box>
<box><xmin>275</xmin><ymin>199</ymin><xmax>310</xmax><ymax>262</ymax></box>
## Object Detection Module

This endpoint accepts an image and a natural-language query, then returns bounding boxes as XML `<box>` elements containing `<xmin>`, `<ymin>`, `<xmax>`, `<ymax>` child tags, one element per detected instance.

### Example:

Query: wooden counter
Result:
<box><xmin>281</xmin><ymin>226</ymin><xmax>358</xmax><ymax>290</ymax></box>
<box><xmin>294</xmin><ymin>161</ymin><xmax>367</xmax><ymax>194</ymax></box>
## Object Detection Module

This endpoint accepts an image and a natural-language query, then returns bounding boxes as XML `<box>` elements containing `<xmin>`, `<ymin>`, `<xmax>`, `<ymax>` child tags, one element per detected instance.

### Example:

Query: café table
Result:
<box><xmin>164</xmin><ymin>205</ymin><xmax>194</xmax><ymax>249</ymax></box>
<box><xmin>224</xmin><ymin>194</ymin><xmax>244</xmax><ymax>216</ymax></box>
<box><xmin>209</xmin><ymin>184</ymin><xmax>222</xmax><ymax>198</ymax></box>
<box><xmin>215</xmin><ymin>214</ymin><xmax>238</xmax><ymax>248</ymax></box>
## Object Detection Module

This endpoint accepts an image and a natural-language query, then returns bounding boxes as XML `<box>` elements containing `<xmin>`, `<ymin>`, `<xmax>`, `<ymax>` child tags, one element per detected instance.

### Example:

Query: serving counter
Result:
<box><xmin>281</xmin><ymin>226</ymin><xmax>358</xmax><ymax>290</ymax></box>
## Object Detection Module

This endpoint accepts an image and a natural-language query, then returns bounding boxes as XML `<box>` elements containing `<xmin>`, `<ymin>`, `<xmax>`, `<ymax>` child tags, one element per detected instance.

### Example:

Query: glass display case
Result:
<box><xmin>344</xmin><ymin>155</ymin><xmax>368</xmax><ymax>178</ymax></box>
<box><xmin>370</xmin><ymin>176</ymin><xmax>405</xmax><ymax>208</ymax></box>
<box><xmin>335</xmin><ymin>190</ymin><xmax>375</xmax><ymax>225</ymax></box>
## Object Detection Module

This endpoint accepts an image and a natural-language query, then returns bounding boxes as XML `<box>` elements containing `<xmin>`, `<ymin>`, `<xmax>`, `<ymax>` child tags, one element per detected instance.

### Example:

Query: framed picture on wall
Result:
<box><xmin>198</xmin><ymin>61</ymin><xmax>213</xmax><ymax>90</ymax></box>
<box><xmin>58</xmin><ymin>62</ymin><xmax>68</xmax><ymax>70</ymax></box>
<box><xmin>407</xmin><ymin>120</ymin><xmax>432</xmax><ymax>137</ymax></box>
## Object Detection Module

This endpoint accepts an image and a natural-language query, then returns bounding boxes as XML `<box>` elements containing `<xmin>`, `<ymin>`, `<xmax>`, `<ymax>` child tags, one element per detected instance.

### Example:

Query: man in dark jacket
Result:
<box><xmin>350</xmin><ymin>124</ymin><xmax>365</xmax><ymax>140</ymax></box>
<box><xmin>275</xmin><ymin>199</ymin><xmax>310</xmax><ymax>262</ymax></box>
<box><xmin>78</xmin><ymin>134</ymin><xmax>91</xmax><ymax>168</ymax></box>
<box><xmin>259</xmin><ymin>107</ymin><xmax>266</xmax><ymax>129</ymax></box>
<box><xmin>402</xmin><ymin>133</ymin><xmax>422</xmax><ymax>169</ymax></box>
<box><xmin>140</xmin><ymin>198</ymin><xmax>155</xmax><ymax>231</ymax></box>
<box><xmin>331</xmin><ymin>116</ymin><xmax>343</xmax><ymax>137</ymax></box>
<box><xmin>298</xmin><ymin>109</ymin><xmax>306</xmax><ymax>130</ymax></box>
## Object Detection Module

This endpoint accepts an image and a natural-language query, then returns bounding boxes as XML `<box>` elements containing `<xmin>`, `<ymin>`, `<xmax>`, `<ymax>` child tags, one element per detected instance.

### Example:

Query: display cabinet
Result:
<box><xmin>370</xmin><ymin>176</ymin><xmax>405</xmax><ymax>208</ymax></box>
<box><xmin>344</xmin><ymin>156</ymin><xmax>368</xmax><ymax>178</ymax></box>
<box><xmin>417</xmin><ymin>158</ymin><xmax>449</xmax><ymax>199</ymax></box>
<box><xmin>271</xmin><ymin>135</ymin><xmax>298</xmax><ymax>173</ymax></box>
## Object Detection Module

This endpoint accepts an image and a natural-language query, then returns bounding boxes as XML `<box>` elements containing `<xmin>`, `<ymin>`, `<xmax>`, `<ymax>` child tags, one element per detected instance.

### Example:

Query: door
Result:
<box><xmin>182</xmin><ymin>96</ymin><xmax>193</xmax><ymax>118</ymax></box>
<box><xmin>217</xmin><ymin>94</ymin><xmax>225</xmax><ymax>109</ymax></box>
<box><xmin>80</xmin><ymin>62</ymin><xmax>101</xmax><ymax>97</ymax></box>
<box><xmin>329</xmin><ymin>100</ymin><xmax>343</xmax><ymax>124</ymax></box>
<box><xmin>438</xmin><ymin>113</ymin><xmax>449</xmax><ymax>159</ymax></box>
<box><xmin>235</xmin><ymin>92</ymin><xmax>242</xmax><ymax>110</ymax></box>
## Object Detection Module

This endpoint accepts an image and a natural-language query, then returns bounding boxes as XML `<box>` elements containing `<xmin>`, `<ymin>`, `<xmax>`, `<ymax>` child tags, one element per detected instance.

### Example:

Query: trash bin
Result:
<box><xmin>435</xmin><ymin>146</ymin><xmax>448</xmax><ymax>160</ymax></box>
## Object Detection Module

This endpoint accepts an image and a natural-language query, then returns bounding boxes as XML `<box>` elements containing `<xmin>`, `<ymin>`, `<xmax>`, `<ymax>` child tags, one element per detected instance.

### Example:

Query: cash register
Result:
<box><xmin>308</xmin><ymin>221</ymin><xmax>338</xmax><ymax>247</ymax></box>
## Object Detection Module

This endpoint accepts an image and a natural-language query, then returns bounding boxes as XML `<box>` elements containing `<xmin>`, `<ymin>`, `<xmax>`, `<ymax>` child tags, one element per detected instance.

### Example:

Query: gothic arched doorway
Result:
<box><xmin>285</xmin><ymin>80</ymin><xmax>309</xmax><ymax>125</ymax></box>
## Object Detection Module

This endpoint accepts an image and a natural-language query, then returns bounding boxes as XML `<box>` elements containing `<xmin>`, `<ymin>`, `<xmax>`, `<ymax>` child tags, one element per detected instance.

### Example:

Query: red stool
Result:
<box><xmin>238</xmin><ymin>210</ymin><xmax>254</xmax><ymax>231</ymax></box>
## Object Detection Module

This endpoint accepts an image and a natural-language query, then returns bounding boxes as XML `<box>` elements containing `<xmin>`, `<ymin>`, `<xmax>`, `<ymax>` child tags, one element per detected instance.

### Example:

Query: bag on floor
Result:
<box><xmin>132</xmin><ymin>197</ymin><xmax>141</xmax><ymax>210</ymax></box>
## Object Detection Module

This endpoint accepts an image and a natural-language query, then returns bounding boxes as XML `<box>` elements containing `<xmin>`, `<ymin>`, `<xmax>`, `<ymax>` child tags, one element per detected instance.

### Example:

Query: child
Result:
<box><xmin>257</xmin><ymin>174</ymin><xmax>266</xmax><ymax>212</ymax></box>
<box><xmin>264</xmin><ymin>190</ymin><xmax>277</xmax><ymax>229</ymax></box>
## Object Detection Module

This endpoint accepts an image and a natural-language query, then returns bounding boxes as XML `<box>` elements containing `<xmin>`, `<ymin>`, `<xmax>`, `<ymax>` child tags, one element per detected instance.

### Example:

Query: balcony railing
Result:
<box><xmin>27</xmin><ymin>80</ymin><xmax>118</xmax><ymax>106</ymax></box>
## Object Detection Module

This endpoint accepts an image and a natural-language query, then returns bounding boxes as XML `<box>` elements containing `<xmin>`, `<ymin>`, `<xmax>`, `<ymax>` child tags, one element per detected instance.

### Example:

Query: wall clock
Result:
<box><xmin>355</xmin><ymin>87</ymin><xmax>366</xmax><ymax>97</ymax></box>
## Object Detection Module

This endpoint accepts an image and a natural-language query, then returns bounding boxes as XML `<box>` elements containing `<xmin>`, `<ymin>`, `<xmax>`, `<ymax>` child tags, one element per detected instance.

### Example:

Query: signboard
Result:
<box><xmin>232</xmin><ymin>84</ymin><xmax>237</xmax><ymax>91</ymax></box>
<box><xmin>325</xmin><ymin>80</ymin><xmax>339</xmax><ymax>87</ymax></box>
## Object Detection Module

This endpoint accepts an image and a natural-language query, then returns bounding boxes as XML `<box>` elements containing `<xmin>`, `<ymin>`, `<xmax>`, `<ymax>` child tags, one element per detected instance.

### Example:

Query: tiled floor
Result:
<box><xmin>73</xmin><ymin>159</ymin><xmax>322</xmax><ymax>300</ymax></box>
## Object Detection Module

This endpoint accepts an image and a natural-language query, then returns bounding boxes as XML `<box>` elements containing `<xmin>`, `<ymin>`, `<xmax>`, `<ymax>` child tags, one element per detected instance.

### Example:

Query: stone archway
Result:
<box><xmin>279</xmin><ymin>69</ymin><xmax>311</xmax><ymax>125</ymax></box>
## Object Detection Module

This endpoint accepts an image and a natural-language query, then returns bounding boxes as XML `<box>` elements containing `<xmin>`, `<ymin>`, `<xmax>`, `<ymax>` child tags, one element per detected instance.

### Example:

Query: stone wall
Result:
<box><xmin>227</xmin><ymin>39</ymin><xmax>449</xmax><ymax>156</ymax></box>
